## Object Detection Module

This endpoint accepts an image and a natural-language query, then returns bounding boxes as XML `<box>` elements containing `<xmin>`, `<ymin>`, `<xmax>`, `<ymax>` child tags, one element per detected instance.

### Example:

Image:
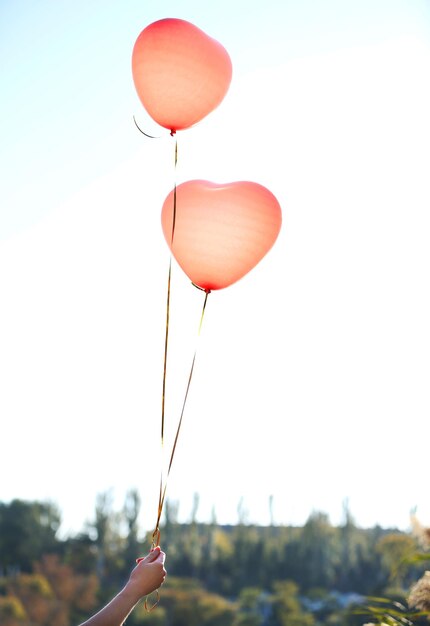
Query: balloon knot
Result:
<box><xmin>191</xmin><ymin>283</ymin><xmax>212</xmax><ymax>295</ymax></box>
<box><xmin>170</xmin><ymin>129</ymin><xmax>176</xmax><ymax>137</ymax></box>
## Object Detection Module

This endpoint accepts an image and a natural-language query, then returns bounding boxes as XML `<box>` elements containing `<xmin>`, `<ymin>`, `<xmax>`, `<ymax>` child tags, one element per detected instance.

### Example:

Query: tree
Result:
<box><xmin>35</xmin><ymin>554</ymin><xmax>99</xmax><ymax>624</ymax></box>
<box><xmin>0</xmin><ymin>500</ymin><xmax>61</xmax><ymax>572</ymax></box>
<box><xmin>269</xmin><ymin>580</ymin><xmax>315</xmax><ymax>626</ymax></box>
<box><xmin>160</xmin><ymin>577</ymin><xmax>236</xmax><ymax>626</ymax></box>
<box><xmin>92</xmin><ymin>490</ymin><xmax>117</xmax><ymax>583</ymax></box>
<box><xmin>0</xmin><ymin>595</ymin><xmax>28</xmax><ymax>626</ymax></box>
<box><xmin>298</xmin><ymin>512</ymin><xmax>340</xmax><ymax>590</ymax></box>
<box><xmin>123</xmin><ymin>490</ymin><xmax>142</xmax><ymax>572</ymax></box>
<box><xmin>63</xmin><ymin>532</ymin><xmax>97</xmax><ymax>575</ymax></box>
<box><xmin>336</xmin><ymin>499</ymin><xmax>367</xmax><ymax>591</ymax></box>
<box><xmin>233</xmin><ymin>587</ymin><xmax>268</xmax><ymax>626</ymax></box>
<box><xmin>376</xmin><ymin>532</ymin><xmax>418</xmax><ymax>590</ymax></box>
<box><xmin>6</xmin><ymin>573</ymin><xmax>54</xmax><ymax>625</ymax></box>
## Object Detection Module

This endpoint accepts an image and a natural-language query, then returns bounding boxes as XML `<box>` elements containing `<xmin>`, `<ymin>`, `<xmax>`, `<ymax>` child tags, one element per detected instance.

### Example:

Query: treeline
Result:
<box><xmin>0</xmin><ymin>493</ymin><xmax>428</xmax><ymax>626</ymax></box>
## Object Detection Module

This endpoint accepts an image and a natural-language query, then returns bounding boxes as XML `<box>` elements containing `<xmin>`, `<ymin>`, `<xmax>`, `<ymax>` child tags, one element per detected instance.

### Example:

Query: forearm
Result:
<box><xmin>78</xmin><ymin>586</ymin><xmax>140</xmax><ymax>626</ymax></box>
<box><xmin>78</xmin><ymin>547</ymin><xmax>166</xmax><ymax>626</ymax></box>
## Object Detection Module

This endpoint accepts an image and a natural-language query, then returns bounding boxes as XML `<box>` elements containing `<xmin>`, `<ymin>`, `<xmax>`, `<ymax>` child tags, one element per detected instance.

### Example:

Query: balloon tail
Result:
<box><xmin>133</xmin><ymin>115</ymin><xmax>161</xmax><ymax>139</ymax></box>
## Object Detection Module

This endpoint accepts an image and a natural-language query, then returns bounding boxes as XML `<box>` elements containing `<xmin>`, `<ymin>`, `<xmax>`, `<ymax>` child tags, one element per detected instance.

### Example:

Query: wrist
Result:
<box><xmin>120</xmin><ymin>582</ymin><xmax>142</xmax><ymax>607</ymax></box>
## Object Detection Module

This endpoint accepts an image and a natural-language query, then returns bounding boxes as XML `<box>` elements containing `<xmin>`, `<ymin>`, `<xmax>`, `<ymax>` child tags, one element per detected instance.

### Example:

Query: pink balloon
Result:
<box><xmin>132</xmin><ymin>18</ymin><xmax>232</xmax><ymax>132</ymax></box>
<box><xmin>161</xmin><ymin>180</ymin><xmax>282</xmax><ymax>291</ymax></box>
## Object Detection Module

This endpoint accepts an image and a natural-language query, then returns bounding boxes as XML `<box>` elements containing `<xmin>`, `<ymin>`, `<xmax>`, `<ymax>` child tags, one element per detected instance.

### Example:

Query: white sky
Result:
<box><xmin>1</xmin><ymin>0</ymin><xmax>430</xmax><ymax>536</ymax></box>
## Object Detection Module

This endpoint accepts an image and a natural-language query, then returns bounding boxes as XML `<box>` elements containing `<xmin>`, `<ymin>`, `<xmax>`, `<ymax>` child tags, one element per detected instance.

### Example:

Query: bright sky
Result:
<box><xmin>1</xmin><ymin>0</ymin><xmax>430</xmax><ymax>537</ymax></box>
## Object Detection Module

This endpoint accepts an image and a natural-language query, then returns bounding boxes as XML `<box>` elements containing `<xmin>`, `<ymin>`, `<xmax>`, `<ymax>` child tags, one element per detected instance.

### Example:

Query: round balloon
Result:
<box><xmin>161</xmin><ymin>180</ymin><xmax>282</xmax><ymax>291</ymax></box>
<box><xmin>132</xmin><ymin>18</ymin><xmax>232</xmax><ymax>132</ymax></box>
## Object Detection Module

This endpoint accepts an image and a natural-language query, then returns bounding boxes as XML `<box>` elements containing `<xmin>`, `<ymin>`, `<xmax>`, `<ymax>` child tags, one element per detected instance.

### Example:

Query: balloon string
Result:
<box><xmin>145</xmin><ymin>135</ymin><xmax>178</xmax><ymax>613</ymax></box>
<box><xmin>145</xmin><ymin>289</ymin><xmax>211</xmax><ymax>611</ymax></box>
<box><xmin>159</xmin><ymin>134</ymin><xmax>178</xmax><ymax>526</ymax></box>
<box><xmin>144</xmin><ymin>589</ymin><xmax>160</xmax><ymax>613</ymax></box>
<box><xmin>154</xmin><ymin>289</ymin><xmax>211</xmax><ymax>536</ymax></box>
<box><xmin>171</xmin><ymin>138</ymin><xmax>178</xmax><ymax>245</ymax></box>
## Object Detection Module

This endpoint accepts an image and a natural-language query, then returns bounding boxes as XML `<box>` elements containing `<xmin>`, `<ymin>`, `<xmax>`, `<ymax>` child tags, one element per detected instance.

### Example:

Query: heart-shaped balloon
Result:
<box><xmin>132</xmin><ymin>19</ymin><xmax>232</xmax><ymax>132</ymax></box>
<box><xmin>161</xmin><ymin>180</ymin><xmax>282</xmax><ymax>291</ymax></box>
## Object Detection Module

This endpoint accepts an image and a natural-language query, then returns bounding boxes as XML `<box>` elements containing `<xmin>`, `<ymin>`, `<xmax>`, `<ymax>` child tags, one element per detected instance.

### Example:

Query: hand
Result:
<box><xmin>124</xmin><ymin>547</ymin><xmax>166</xmax><ymax>603</ymax></box>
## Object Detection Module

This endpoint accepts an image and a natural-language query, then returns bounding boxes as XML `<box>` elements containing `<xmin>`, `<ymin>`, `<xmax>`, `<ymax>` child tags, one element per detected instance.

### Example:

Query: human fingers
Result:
<box><xmin>156</xmin><ymin>549</ymin><xmax>166</xmax><ymax>564</ymax></box>
<box><xmin>135</xmin><ymin>546</ymin><xmax>161</xmax><ymax>565</ymax></box>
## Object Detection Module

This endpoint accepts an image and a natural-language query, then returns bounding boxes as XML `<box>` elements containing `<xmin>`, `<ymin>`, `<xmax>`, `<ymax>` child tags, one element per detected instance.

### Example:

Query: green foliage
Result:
<box><xmin>352</xmin><ymin>594</ymin><xmax>430</xmax><ymax>626</ymax></box>
<box><xmin>233</xmin><ymin>587</ymin><xmax>269</xmax><ymax>626</ymax></box>
<box><xmin>1</xmin><ymin>495</ymin><xmax>430</xmax><ymax>626</ymax></box>
<box><xmin>0</xmin><ymin>500</ymin><xmax>61</xmax><ymax>571</ymax></box>
<box><xmin>155</xmin><ymin>577</ymin><xmax>237</xmax><ymax>626</ymax></box>
<box><xmin>376</xmin><ymin>533</ymin><xmax>418</xmax><ymax>587</ymax></box>
<box><xmin>270</xmin><ymin>580</ymin><xmax>315</xmax><ymax>626</ymax></box>
<box><xmin>11</xmin><ymin>573</ymin><xmax>54</xmax><ymax>598</ymax></box>
<box><xmin>131</xmin><ymin>604</ymin><xmax>168</xmax><ymax>625</ymax></box>
<box><xmin>0</xmin><ymin>595</ymin><xmax>27</xmax><ymax>620</ymax></box>
<box><xmin>1</xmin><ymin>558</ymin><xmax>99</xmax><ymax>626</ymax></box>
<box><xmin>62</xmin><ymin>532</ymin><xmax>97</xmax><ymax>574</ymax></box>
